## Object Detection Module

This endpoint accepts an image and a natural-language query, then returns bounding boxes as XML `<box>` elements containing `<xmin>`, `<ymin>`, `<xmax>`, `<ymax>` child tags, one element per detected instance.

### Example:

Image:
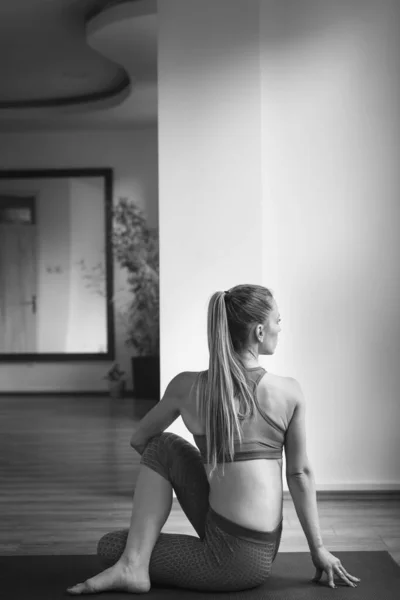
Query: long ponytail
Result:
<box><xmin>193</xmin><ymin>285</ymin><xmax>274</xmax><ymax>480</ymax></box>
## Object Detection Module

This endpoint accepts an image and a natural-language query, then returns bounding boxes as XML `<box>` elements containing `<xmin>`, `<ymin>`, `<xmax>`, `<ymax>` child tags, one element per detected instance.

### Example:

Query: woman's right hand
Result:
<box><xmin>311</xmin><ymin>547</ymin><xmax>361</xmax><ymax>589</ymax></box>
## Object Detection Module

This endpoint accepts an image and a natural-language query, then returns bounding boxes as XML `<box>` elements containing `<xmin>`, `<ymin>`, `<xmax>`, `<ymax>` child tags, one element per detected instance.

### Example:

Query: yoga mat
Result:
<box><xmin>0</xmin><ymin>551</ymin><xmax>399</xmax><ymax>600</ymax></box>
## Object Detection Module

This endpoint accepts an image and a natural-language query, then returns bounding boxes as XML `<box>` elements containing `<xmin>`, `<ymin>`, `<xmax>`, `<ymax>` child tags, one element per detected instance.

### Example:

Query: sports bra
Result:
<box><xmin>193</xmin><ymin>366</ymin><xmax>285</xmax><ymax>464</ymax></box>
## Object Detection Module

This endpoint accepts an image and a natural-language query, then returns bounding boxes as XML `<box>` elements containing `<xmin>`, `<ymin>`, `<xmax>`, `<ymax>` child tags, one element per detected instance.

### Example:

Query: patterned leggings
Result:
<box><xmin>97</xmin><ymin>432</ymin><xmax>283</xmax><ymax>592</ymax></box>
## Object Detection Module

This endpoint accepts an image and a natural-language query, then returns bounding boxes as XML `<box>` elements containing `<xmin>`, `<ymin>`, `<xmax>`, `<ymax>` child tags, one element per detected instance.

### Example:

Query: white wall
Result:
<box><xmin>158</xmin><ymin>0</ymin><xmax>400</xmax><ymax>490</ymax></box>
<box><xmin>260</xmin><ymin>0</ymin><xmax>400</xmax><ymax>488</ymax></box>
<box><xmin>0</xmin><ymin>127</ymin><xmax>158</xmax><ymax>392</ymax></box>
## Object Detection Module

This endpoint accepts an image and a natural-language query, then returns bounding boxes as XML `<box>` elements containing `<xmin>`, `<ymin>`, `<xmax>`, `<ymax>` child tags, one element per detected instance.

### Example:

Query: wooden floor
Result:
<box><xmin>1</xmin><ymin>394</ymin><xmax>399</xmax><ymax>568</ymax></box>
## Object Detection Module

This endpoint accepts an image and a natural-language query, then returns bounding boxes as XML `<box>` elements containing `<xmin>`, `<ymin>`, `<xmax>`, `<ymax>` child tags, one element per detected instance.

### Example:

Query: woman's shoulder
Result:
<box><xmin>258</xmin><ymin>372</ymin><xmax>299</xmax><ymax>427</ymax></box>
<box><xmin>172</xmin><ymin>370</ymin><xmax>204</xmax><ymax>397</ymax></box>
<box><xmin>256</xmin><ymin>370</ymin><xmax>293</xmax><ymax>391</ymax></box>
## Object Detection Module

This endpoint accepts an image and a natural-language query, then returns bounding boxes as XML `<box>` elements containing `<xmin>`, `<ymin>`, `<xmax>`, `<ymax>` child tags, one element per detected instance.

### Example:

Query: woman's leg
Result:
<box><xmin>67</xmin><ymin>464</ymin><xmax>173</xmax><ymax>595</ymax></box>
<box><xmin>67</xmin><ymin>432</ymin><xmax>210</xmax><ymax>594</ymax></box>
<box><xmin>94</xmin><ymin>433</ymin><xmax>282</xmax><ymax>592</ymax></box>
<box><xmin>119</xmin><ymin>463</ymin><xmax>173</xmax><ymax>568</ymax></box>
<box><xmin>97</xmin><ymin>432</ymin><xmax>210</xmax><ymax>567</ymax></box>
<box><xmin>139</xmin><ymin>431</ymin><xmax>211</xmax><ymax>538</ymax></box>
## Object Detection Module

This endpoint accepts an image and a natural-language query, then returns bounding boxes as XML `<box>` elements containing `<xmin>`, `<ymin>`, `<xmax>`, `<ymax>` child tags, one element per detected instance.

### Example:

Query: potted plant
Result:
<box><xmin>104</xmin><ymin>362</ymin><xmax>126</xmax><ymax>398</ymax></box>
<box><xmin>112</xmin><ymin>197</ymin><xmax>160</xmax><ymax>400</ymax></box>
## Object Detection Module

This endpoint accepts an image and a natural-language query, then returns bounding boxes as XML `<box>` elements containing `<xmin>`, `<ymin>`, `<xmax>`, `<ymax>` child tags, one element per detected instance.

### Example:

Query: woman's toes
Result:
<box><xmin>67</xmin><ymin>580</ymin><xmax>95</xmax><ymax>595</ymax></box>
<box><xmin>66</xmin><ymin>582</ymin><xmax>85</xmax><ymax>595</ymax></box>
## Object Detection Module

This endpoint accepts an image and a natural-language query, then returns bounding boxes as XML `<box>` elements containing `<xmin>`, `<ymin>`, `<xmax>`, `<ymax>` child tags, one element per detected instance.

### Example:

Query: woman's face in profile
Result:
<box><xmin>261</xmin><ymin>302</ymin><xmax>282</xmax><ymax>355</ymax></box>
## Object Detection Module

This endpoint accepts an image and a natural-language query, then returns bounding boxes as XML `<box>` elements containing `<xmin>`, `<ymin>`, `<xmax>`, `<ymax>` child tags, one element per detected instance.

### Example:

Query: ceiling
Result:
<box><xmin>0</xmin><ymin>0</ymin><xmax>158</xmax><ymax>131</ymax></box>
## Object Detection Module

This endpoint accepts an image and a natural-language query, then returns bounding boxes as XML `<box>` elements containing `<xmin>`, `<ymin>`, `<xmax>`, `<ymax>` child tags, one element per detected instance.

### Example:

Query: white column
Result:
<box><xmin>158</xmin><ymin>0</ymin><xmax>264</xmax><ymax>443</ymax></box>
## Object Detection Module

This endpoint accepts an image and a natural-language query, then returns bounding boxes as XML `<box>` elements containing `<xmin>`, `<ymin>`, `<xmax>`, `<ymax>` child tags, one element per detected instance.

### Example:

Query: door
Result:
<box><xmin>0</xmin><ymin>198</ymin><xmax>37</xmax><ymax>353</ymax></box>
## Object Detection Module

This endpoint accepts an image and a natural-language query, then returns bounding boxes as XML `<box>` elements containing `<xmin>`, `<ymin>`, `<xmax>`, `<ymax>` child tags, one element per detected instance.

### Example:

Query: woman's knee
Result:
<box><xmin>140</xmin><ymin>432</ymin><xmax>203</xmax><ymax>487</ymax></box>
<box><xmin>140</xmin><ymin>432</ymin><xmax>190</xmax><ymax>465</ymax></box>
<box><xmin>140</xmin><ymin>434</ymin><xmax>176</xmax><ymax>481</ymax></box>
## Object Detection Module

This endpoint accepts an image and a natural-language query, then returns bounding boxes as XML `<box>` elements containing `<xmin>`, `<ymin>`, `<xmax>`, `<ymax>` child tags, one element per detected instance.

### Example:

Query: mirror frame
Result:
<box><xmin>0</xmin><ymin>167</ymin><xmax>115</xmax><ymax>362</ymax></box>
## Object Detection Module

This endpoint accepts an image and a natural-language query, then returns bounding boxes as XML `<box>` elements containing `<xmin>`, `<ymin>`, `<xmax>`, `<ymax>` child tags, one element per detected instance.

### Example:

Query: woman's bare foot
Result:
<box><xmin>66</xmin><ymin>559</ymin><xmax>151</xmax><ymax>595</ymax></box>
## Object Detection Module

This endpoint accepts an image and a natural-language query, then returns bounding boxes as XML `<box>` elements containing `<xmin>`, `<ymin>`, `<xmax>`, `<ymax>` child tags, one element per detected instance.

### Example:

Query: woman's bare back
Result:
<box><xmin>180</xmin><ymin>370</ymin><xmax>295</xmax><ymax>532</ymax></box>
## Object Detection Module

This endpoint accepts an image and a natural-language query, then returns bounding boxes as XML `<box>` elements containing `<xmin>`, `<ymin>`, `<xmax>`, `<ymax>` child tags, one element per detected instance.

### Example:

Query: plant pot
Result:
<box><xmin>108</xmin><ymin>379</ymin><xmax>126</xmax><ymax>399</ymax></box>
<box><xmin>131</xmin><ymin>355</ymin><xmax>160</xmax><ymax>400</ymax></box>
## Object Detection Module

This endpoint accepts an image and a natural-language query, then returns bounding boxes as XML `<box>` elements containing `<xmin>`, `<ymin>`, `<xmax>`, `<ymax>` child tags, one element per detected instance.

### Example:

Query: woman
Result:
<box><xmin>67</xmin><ymin>284</ymin><xmax>361</xmax><ymax>594</ymax></box>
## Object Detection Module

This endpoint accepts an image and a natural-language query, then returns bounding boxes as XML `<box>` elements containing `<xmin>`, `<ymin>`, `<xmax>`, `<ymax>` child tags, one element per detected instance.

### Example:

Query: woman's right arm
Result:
<box><xmin>285</xmin><ymin>379</ymin><xmax>361</xmax><ymax>589</ymax></box>
<box><xmin>284</xmin><ymin>379</ymin><xmax>324</xmax><ymax>554</ymax></box>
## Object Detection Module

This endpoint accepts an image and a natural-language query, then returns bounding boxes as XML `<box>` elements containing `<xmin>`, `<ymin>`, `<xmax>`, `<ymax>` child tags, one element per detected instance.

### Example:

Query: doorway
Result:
<box><xmin>0</xmin><ymin>195</ymin><xmax>37</xmax><ymax>352</ymax></box>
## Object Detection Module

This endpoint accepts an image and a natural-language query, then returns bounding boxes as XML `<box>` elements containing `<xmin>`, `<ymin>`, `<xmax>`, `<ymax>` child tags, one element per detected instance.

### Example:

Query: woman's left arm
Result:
<box><xmin>130</xmin><ymin>371</ymin><xmax>187</xmax><ymax>451</ymax></box>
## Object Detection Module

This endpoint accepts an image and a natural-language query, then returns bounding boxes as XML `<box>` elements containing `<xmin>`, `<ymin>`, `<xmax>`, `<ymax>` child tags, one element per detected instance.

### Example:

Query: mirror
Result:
<box><xmin>0</xmin><ymin>168</ymin><xmax>114</xmax><ymax>361</ymax></box>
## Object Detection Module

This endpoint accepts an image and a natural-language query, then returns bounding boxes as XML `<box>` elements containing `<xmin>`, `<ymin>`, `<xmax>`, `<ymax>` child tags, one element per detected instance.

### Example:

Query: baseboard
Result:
<box><xmin>301</xmin><ymin>483</ymin><xmax>400</xmax><ymax>492</ymax></box>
